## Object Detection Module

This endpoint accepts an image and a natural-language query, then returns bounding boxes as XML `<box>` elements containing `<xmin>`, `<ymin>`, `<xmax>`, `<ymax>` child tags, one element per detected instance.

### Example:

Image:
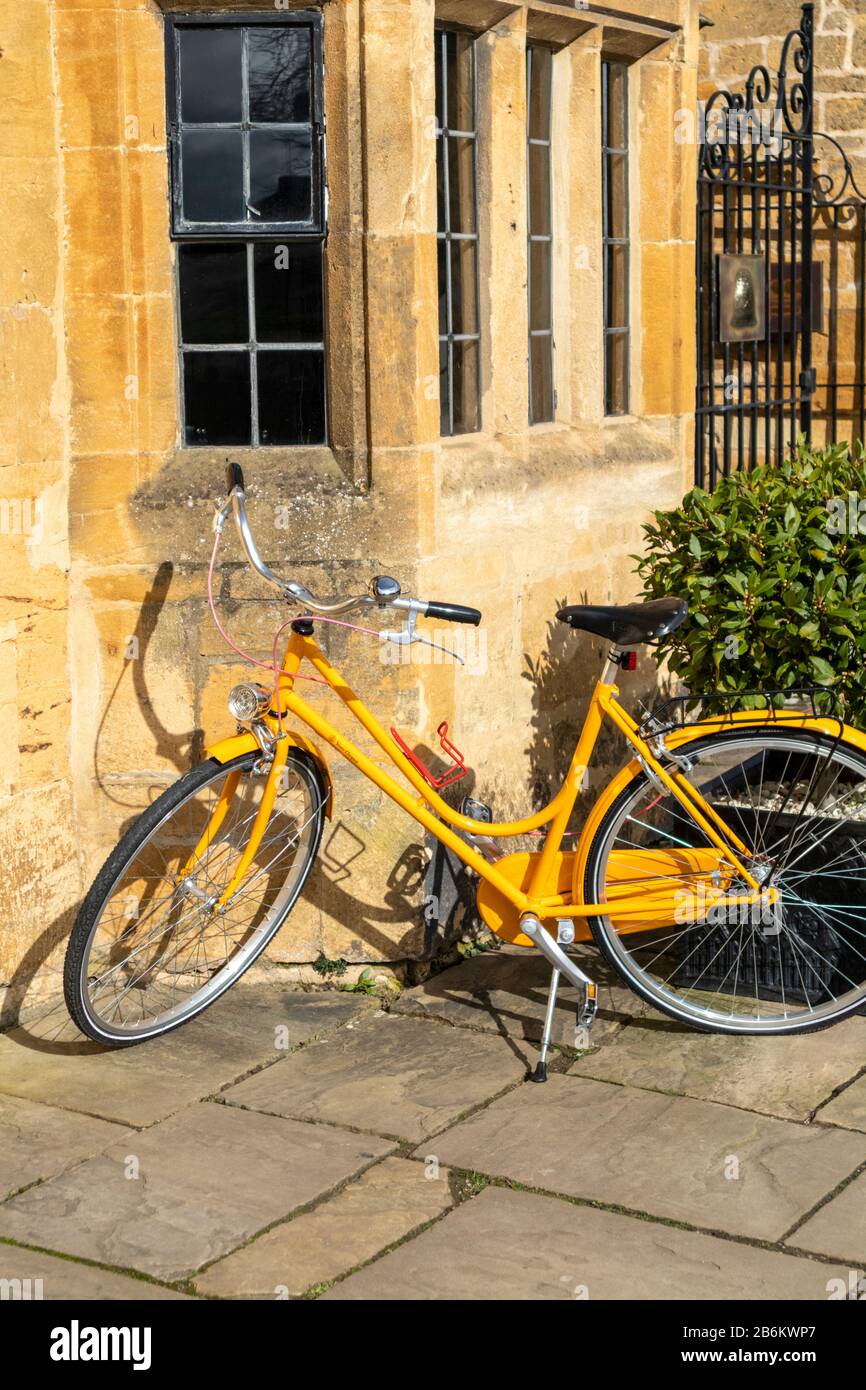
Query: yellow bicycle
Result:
<box><xmin>65</xmin><ymin>464</ymin><xmax>866</xmax><ymax>1063</ymax></box>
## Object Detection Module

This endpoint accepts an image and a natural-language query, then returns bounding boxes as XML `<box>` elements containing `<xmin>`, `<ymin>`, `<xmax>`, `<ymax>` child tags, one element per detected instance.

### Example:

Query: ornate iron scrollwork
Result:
<box><xmin>699</xmin><ymin>11</ymin><xmax>813</xmax><ymax>180</ymax></box>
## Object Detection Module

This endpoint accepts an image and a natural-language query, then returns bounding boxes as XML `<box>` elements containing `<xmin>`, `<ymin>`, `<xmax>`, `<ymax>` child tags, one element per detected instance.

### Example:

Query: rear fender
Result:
<box><xmin>206</xmin><ymin>730</ymin><xmax>334</xmax><ymax>818</ymax></box>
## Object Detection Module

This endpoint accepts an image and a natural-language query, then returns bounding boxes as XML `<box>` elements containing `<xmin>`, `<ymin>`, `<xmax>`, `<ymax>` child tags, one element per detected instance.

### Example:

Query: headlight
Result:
<box><xmin>227</xmin><ymin>683</ymin><xmax>271</xmax><ymax>723</ymax></box>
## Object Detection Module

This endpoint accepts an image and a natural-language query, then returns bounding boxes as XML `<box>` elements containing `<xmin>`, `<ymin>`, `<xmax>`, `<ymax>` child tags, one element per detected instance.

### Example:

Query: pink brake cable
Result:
<box><xmin>207</xmin><ymin>522</ymin><xmax>383</xmax><ymax>732</ymax></box>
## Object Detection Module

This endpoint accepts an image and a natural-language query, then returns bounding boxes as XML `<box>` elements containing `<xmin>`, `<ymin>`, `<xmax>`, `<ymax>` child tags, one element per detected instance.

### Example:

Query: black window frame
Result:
<box><xmin>602</xmin><ymin>58</ymin><xmax>630</xmax><ymax>416</ymax></box>
<box><xmin>165</xmin><ymin>9</ymin><xmax>325</xmax><ymax>239</ymax></box>
<box><xmin>165</xmin><ymin>10</ymin><xmax>328</xmax><ymax>450</ymax></box>
<box><xmin>527</xmin><ymin>41</ymin><xmax>555</xmax><ymax>425</ymax></box>
<box><xmin>435</xmin><ymin>25</ymin><xmax>482</xmax><ymax>439</ymax></box>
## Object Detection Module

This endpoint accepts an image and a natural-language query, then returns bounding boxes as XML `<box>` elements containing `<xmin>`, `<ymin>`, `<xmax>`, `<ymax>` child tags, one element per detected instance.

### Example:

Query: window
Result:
<box><xmin>602</xmin><ymin>60</ymin><xmax>630</xmax><ymax>416</ymax></box>
<box><xmin>166</xmin><ymin>14</ymin><xmax>326</xmax><ymax>447</ymax></box>
<box><xmin>527</xmin><ymin>44</ymin><xmax>554</xmax><ymax>424</ymax></box>
<box><xmin>435</xmin><ymin>29</ymin><xmax>481</xmax><ymax>437</ymax></box>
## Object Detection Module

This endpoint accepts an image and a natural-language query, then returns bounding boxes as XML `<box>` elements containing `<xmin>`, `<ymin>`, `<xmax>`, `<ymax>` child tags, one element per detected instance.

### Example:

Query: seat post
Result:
<box><xmin>600</xmin><ymin>648</ymin><xmax>623</xmax><ymax>684</ymax></box>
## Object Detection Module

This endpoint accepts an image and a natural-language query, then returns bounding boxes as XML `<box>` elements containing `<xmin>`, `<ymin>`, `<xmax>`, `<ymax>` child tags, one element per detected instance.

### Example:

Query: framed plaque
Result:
<box><xmin>717</xmin><ymin>254</ymin><xmax>766</xmax><ymax>343</ymax></box>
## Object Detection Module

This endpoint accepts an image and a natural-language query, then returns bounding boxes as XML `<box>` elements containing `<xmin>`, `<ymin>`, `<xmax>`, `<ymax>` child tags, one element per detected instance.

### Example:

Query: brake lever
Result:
<box><xmin>379</xmin><ymin>610</ymin><xmax>464</xmax><ymax>665</ymax></box>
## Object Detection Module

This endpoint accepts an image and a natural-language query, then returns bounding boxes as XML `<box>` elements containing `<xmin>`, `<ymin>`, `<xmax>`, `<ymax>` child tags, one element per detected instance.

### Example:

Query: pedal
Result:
<box><xmin>461</xmin><ymin>796</ymin><xmax>492</xmax><ymax>822</ymax></box>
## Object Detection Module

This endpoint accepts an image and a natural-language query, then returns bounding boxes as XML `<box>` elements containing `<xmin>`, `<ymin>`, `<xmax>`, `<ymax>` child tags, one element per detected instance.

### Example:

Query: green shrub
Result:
<box><xmin>635</xmin><ymin>439</ymin><xmax>866</xmax><ymax>720</ymax></box>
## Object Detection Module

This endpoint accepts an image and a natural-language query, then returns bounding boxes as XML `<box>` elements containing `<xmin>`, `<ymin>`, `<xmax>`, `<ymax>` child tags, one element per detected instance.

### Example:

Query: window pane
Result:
<box><xmin>253</xmin><ymin>242</ymin><xmax>323</xmax><ymax>343</ymax></box>
<box><xmin>451</xmin><ymin>239</ymin><xmax>478</xmax><ymax>336</ymax></box>
<box><xmin>257</xmin><ymin>350</ymin><xmax>326</xmax><ymax>445</ymax></box>
<box><xmin>181</xmin><ymin>131</ymin><xmax>244</xmax><ymax>223</ymax></box>
<box><xmin>528</xmin><ymin>47</ymin><xmax>552</xmax><ymax>140</ymax></box>
<box><xmin>249</xmin><ymin>129</ymin><xmax>312</xmax><ymax>222</ymax></box>
<box><xmin>530</xmin><ymin>241</ymin><xmax>551</xmax><ymax>332</ymax></box>
<box><xmin>605</xmin><ymin>63</ymin><xmax>628</xmax><ymax>148</ymax></box>
<box><xmin>249</xmin><ymin>27</ymin><xmax>312</xmax><ymax>123</ymax></box>
<box><xmin>529</xmin><ymin>143</ymin><xmax>551</xmax><ymax>236</ymax></box>
<box><xmin>452</xmin><ymin>339</ymin><xmax>480</xmax><ymax>434</ymax></box>
<box><xmin>607</xmin><ymin>243</ymin><xmax>628</xmax><ymax>328</ymax></box>
<box><xmin>183</xmin><ymin>351</ymin><xmax>251</xmax><ymax>445</ymax></box>
<box><xmin>179</xmin><ymin>245</ymin><xmax>248</xmax><ymax>344</ymax></box>
<box><xmin>438</xmin><ymin>241</ymin><xmax>448</xmax><ymax>336</ymax></box>
<box><xmin>179</xmin><ymin>28</ymin><xmax>242</xmax><ymax>123</ymax></box>
<box><xmin>605</xmin><ymin>332</ymin><xmax>629</xmax><ymax>415</ymax></box>
<box><xmin>447</xmin><ymin>138</ymin><xmax>476</xmax><ymax>234</ymax></box>
<box><xmin>439</xmin><ymin>339</ymin><xmax>450</xmax><ymax>435</ymax></box>
<box><xmin>530</xmin><ymin>336</ymin><xmax>554</xmax><ymax>424</ymax></box>
<box><xmin>436</xmin><ymin>135</ymin><xmax>447</xmax><ymax>230</ymax></box>
<box><xmin>445</xmin><ymin>31</ymin><xmax>474</xmax><ymax>131</ymax></box>
<box><xmin>605</xmin><ymin>152</ymin><xmax>628</xmax><ymax>240</ymax></box>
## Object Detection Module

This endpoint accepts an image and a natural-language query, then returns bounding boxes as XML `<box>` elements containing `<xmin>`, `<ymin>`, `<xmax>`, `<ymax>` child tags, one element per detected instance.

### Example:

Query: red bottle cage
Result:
<box><xmin>390</xmin><ymin>720</ymin><xmax>468</xmax><ymax>790</ymax></box>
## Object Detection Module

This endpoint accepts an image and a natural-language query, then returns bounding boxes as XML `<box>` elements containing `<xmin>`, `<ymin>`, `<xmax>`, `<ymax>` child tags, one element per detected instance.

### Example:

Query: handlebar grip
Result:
<box><xmin>225</xmin><ymin>461</ymin><xmax>246</xmax><ymax>494</ymax></box>
<box><xmin>425</xmin><ymin>601</ymin><xmax>482</xmax><ymax>627</ymax></box>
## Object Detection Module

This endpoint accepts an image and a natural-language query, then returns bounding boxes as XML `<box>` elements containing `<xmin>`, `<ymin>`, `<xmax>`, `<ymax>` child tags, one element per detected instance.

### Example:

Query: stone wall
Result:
<box><xmin>0</xmin><ymin>0</ymin><xmax>700</xmax><ymax>1019</ymax></box>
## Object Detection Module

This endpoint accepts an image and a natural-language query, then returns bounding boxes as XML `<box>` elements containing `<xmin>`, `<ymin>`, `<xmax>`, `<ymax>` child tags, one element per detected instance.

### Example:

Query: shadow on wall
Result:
<box><xmin>3</xmin><ymin>562</ymin><xmax>201</xmax><ymax>1038</ymax></box>
<box><xmin>94</xmin><ymin>560</ymin><xmax>202</xmax><ymax>810</ymax></box>
<box><xmin>419</xmin><ymin>596</ymin><xmax>672</xmax><ymax>950</ymax></box>
<box><xmin>524</xmin><ymin>596</ymin><xmax>671</xmax><ymax>823</ymax></box>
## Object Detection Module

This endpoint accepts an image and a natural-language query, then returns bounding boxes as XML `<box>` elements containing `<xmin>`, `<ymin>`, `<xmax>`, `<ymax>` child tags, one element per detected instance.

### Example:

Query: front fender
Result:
<box><xmin>206</xmin><ymin>730</ymin><xmax>334</xmax><ymax>818</ymax></box>
<box><xmin>573</xmin><ymin>711</ymin><xmax>865</xmax><ymax>903</ymax></box>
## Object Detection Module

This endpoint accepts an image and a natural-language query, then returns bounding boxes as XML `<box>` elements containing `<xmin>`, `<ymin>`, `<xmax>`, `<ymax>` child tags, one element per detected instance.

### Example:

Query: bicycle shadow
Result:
<box><xmin>524</xmin><ymin>594</ymin><xmax>673</xmax><ymax>818</ymax></box>
<box><xmin>93</xmin><ymin>560</ymin><xmax>200</xmax><ymax>809</ymax></box>
<box><xmin>3</xmin><ymin>560</ymin><xmax>197</xmax><ymax>1050</ymax></box>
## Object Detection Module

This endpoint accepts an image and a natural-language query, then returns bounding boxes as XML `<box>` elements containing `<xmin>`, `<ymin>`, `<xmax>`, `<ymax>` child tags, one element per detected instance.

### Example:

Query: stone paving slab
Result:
<box><xmin>817</xmin><ymin>1073</ymin><xmax>866</xmax><ymax>1133</ymax></box>
<box><xmin>790</xmin><ymin>1171</ymin><xmax>866</xmax><ymax>1265</ymax></box>
<box><xmin>395</xmin><ymin>945</ymin><xmax>647</xmax><ymax>1046</ymax></box>
<box><xmin>569</xmin><ymin>1015</ymin><xmax>866</xmax><ymax>1122</ymax></box>
<box><xmin>196</xmin><ymin>1156</ymin><xmax>453</xmax><ymax>1298</ymax></box>
<box><xmin>420</xmin><ymin>1074</ymin><xmax>866</xmax><ymax>1242</ymax></box>
<box><xmin>0</xmin><ymin>1102</ymin><xmax>391</xmax><ymax>1282</ymax></box>
<box><xmin>224</xmin><ymin>1013</ymin><xmax>536</xmax><ymax>1143</ymax></box>
<box><xmin>0</xmin><ymin>1094</ymin><xmax>130</xmax><ymax>1201</ymax></box>
<box><xmin>0</xmin><ymin>1246</ymin><xmax>191</xmax><ymax>1300</ymax></box>
<box><xmin>324</xmin><ymin>1186</ymin><xmax>853</xmax><ymax>1301</ymax></box>
<box><xmin>0</xmin><ymin>986</ymin><xmax>373</xmax><ymax>1127</ymax></box>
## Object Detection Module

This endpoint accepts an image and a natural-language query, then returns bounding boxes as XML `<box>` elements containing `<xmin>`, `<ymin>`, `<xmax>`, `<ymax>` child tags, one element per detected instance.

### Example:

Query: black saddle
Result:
<box><xmin>556</xmin><ymin>596</ymin><xmax>687</xmax><ymax>646</ymax></box>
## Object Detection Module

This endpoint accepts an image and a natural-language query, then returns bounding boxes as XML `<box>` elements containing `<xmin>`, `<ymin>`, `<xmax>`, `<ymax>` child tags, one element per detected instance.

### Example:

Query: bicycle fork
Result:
<box><xmin>520</xmin><ymin>915</ymin><xmax>598</xmax><ymax>1083</ymax></box>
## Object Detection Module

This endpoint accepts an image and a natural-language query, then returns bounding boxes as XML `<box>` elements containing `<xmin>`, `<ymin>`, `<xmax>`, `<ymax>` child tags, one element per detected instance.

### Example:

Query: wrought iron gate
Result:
<box><xmin>696</xmin><ymin>2</ymin><xmax>866</xmax><ymax>488</ymax></box>
<box><xmin>696</xmin><ymin>4</ymin><xmax>815</xmax><ymax>488</ymax></box>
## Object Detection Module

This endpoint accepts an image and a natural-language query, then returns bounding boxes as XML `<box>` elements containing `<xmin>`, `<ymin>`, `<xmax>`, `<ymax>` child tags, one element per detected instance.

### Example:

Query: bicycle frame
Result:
<box><xmin>205</xmin><ymin>627</ymin><xmax>779</xmax><ymax>934</ymax></box>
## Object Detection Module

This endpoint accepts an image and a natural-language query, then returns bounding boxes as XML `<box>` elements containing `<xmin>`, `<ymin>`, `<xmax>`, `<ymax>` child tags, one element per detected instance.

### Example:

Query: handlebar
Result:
<box><xmin>219</xmin><ymin>463</ymin><xmax>482</xmax><ymax>626</ymax></box>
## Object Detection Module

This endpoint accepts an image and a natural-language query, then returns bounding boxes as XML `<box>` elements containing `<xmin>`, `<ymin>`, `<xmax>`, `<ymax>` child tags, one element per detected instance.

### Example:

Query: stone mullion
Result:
<box><xmin>475</xmin><ymin>8</ymin><xmax>529</xmax><ymax>437</ymax></box>
<box><xmin>563</xmin><ymin>32</ymin><xmax>605</xmax><ymax>425</ymax></box>
<box><xmin>359</xmin><ymin>0</ymin><xmax>439</xmax><ymax>456</ymax></box>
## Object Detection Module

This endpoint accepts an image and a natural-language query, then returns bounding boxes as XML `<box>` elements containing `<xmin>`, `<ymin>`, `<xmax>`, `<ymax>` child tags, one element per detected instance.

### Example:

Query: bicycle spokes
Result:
<box><xmin>593</xmin><ymin>733</ymin><xmax>866</xmax><ymax>1029</ymax></box>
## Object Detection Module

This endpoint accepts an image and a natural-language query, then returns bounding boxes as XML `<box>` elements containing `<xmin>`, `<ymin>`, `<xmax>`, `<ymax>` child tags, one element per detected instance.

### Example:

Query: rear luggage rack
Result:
<box><xmin>639</xmin><ymin>686</ymin><xmax>844</xmax><ymax>740</ymax></box>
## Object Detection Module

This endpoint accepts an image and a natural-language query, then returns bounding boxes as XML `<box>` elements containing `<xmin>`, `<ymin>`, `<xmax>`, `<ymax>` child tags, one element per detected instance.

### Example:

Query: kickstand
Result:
<box><xmin>530</xmin><ymin>967</ymin><xmax>560</xmax><ymax>1083</ymax></box>
<box><xmin>521</xmin><ymin>916</ymin><xmax>600</xmax><ymax>1082</ymax></box>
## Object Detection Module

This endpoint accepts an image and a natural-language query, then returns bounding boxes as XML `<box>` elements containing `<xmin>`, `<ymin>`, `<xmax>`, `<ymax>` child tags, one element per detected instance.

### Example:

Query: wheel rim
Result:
<box><xmin>591</xmin><ymin>733</ymin><xmax>866</xmax><ymax>1032</ymax></box>
<box><xmin>78</xmin><ymin>758</ymin><xmax>322</xmax><ymax>1040</ymax></box>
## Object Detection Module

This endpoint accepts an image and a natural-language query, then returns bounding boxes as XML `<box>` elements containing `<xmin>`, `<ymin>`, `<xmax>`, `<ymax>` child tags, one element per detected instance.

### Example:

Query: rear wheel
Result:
<box><xmin>64</xmin><ymin>751</ymin><xmax>325</xmax><ymax>1046</ymax></box>
<box><xmin>583</xmin><ymin>728</ymin><xmax>866</xmax><ymax>1034</ymax></box>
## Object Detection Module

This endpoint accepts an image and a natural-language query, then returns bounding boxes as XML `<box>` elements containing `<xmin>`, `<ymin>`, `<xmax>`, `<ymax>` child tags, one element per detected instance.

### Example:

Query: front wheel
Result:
<box><xmin>64</xmin><ymin>750</ymin><xmax>326</xmax><ymax>1046</ymax></box>
<box><xmin>583</xmin><ymin>728</ymin><xmax>866</xmax><ymax>1035</ymax></box>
